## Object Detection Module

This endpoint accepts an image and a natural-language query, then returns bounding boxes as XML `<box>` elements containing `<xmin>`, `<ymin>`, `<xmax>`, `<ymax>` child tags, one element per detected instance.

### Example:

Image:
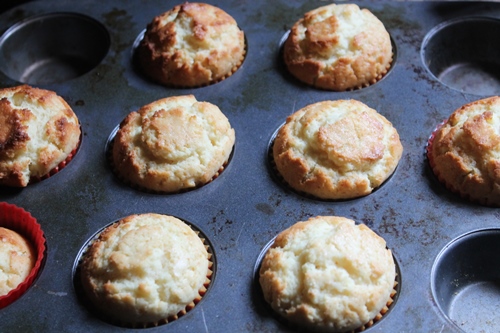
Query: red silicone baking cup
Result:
<box><xmin>0</xmin><ymin>202</ymin><xmax>46</xmax><ymax>309</ymax></box>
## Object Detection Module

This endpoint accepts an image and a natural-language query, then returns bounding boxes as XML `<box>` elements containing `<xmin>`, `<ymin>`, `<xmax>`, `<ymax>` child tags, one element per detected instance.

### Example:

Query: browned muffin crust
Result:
<box><xmin>0</xmin><ymin>85</ymin><xmax>80</xmax><ymax>187</ymax></box>
<box><xmin>138</xmin><ymin>2</ymin><xmax>245</xmax><ymax>87</ymax></box>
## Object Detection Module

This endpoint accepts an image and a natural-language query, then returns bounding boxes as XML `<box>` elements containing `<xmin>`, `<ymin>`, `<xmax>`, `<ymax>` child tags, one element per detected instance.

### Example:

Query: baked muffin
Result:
<box><xmin>112</xmin><ymin>94</ymin><xmax>235</xmax><ymax>192</ymax></box>
<box><xmin>259</xmin><ymin>216</ymin><xmax>395</xmax><ymax>332</ymax></box>
<box><xmin>427</xmin><ymin>96</ymin><xmax>500</xmax><ymax>207</ymax></box>
<box><xmin>0</xmin><ymin>202</ymin><xmax>45</xmax><ymax>309</ymax></box>
<box><xmin>80</xmin><ymin>213</ymin><xmax>211</xmax><ymax>326</ymax></box>
<box><xmin>0</xmin><ymin>227</ymin><xmax>35</xmax><ymax>297</ymax></box>
<box><xmin>284</xmin><ymin>3</ymin><xmax>392</xmax><ymax>91</ymax></box>
<box><xmin>137</xmin><ymin>2</ymin><xmax>245</xmax><ymax>87</ymax></box>
<box><xmin>273</xmin><ymin>99</ymin><xmax>403</xmax><ymax>199</ymax></box>
<box><xmin>0</xmin><ymin>85</ymin><xmax>81</xmax><ymax>187</ymax></box>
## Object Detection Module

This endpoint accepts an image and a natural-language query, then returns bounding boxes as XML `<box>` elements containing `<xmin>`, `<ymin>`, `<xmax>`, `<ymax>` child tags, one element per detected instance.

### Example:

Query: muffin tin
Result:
<box><xmin>1</xmin><ymin>1</ymin><xmax>500</xmax><ymax>332</ymax></box>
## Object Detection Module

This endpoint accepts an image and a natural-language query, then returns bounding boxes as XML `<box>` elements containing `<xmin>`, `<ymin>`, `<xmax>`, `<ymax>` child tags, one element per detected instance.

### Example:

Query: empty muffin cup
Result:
<box><xmin>421</xmin><ymin>17</ymin><xmax>500</xmax><ymax>96</ymax></box>
<box><xmin>431</xmin><ymin>229</ymin><xmax>500</xmax><ymax>332</ymax></box>
<box><xmin>0</xmin><ymin>12</ymin><xmax>110</xmax><ymax>84</ymax></box>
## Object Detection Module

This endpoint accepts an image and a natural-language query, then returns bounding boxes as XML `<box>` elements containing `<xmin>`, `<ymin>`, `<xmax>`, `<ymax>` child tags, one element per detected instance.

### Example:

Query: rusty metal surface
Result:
<box><xmin>1</xmin><ymin>1</ymin><xmax>500</xmax><ymax>332</ymax></box>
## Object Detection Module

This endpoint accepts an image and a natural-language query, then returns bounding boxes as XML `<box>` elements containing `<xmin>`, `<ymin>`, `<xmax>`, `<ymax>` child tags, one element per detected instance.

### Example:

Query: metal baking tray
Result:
<box><xmin>1</xmin><ymin>1</ymin><xmax>500</xmax><ymax>332</ymax></box>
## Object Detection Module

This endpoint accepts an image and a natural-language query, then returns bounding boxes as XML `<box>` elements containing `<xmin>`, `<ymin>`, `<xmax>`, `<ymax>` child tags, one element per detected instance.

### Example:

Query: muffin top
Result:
<box><xmin>112</xmin><ymin>94</ymin><xmax>235</xmax><ymax>192</ymax></box>
<box><xmin>80</xmin><ymin>213</ymin><xmax>210</xmax><ymax>325</ymax></box>
<box><xmin>273</xmin><ymin>99</ymin><xmax>402</xmax><ymax>199</ymax></box>
<box><xmin>0</xmin><ymin>85</ymin><xmax>81</xmax><ymax>187</ymax></box>
<box><xmin>138</xmin><ymin>2</ymin><xmax>245</xmax><ymax>87</ymax></box>
<box><xmin>284</xmin><ymin>3</ymin><xmax>392</xmax><ymax>91</ymax></box>
<box><xmin>259</xmin><ymin>216</ymin><xmax>395</xmax><ymax>332</ymax></box>
<box><xmin>0</xmin><ymin>227</ymin><xmax>35</xmax><ymax>297</ymax></box>
<box><xmin>428</xmin><ymin>96</ymin><xmax>500</xmax><ymax>206</ymax></box>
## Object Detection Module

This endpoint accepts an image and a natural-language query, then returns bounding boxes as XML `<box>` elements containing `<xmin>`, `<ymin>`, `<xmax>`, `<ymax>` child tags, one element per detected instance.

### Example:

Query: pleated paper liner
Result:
<box><xmin>132</xmin><ymin>29</ymin><xmax>247</xmax><ymax>89</ymax></box>
<box><xmin>253</xmin><ymin>236</ymin><xmax>400</xmax><ymax>333</ymax></box>
<box><xmin>72</xmin><ymin>216</ymin><xmax>215</xmax><ymax>328</ymax></box>
<box><xmin>0</xmin><ymin>202</ymin><xmax>46</xmax><ymax>309</ymax></box>
<box><xmin>267</xmin><ymin>125</ymin><xmax>398</xmax><ymax>202</ymax></box>
<box><xmin>28</xmin><ymin>128</ymin><xmax>82</xmax><ymax>185</ymax></box>
<box><xmin>278</xmin><ymin>30</ymin><xmax>396</xmax><ymax>92</ymax></box>
<box><xmin>106</xmin><ymin>124</ymin><xmax>233</xmax><ymax>194</ymax></box>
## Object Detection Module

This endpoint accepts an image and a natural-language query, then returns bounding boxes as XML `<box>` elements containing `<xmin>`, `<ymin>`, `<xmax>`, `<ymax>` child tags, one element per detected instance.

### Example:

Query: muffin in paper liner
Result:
<box><xmin>426</xmin><ymin>96</ymin><xmax>500</xmax><ymax>207</ymax></box>
<box><xmin>283</xmin><ymin>3</ymin><xmax>393</xmax><ymax>92</ymax></box>
<box><xmin>257</xmin><ymin>216</ymin><xmax>399</xmax><ymax>333</ymax></box>
<box><xmin>107</xmin><ymin>125</ymin><xmax>232</xmax><ymax>194</ymax></box>
<box><xmin>0</xmin><ymin>85</ymin><xmax>82</xmax><ymax>187</ymax></box>
<box><xmin>136</xmin><ymin>2</ymin><xmax>246</xmax><ymax>88</ymax></box>
<box><xmin>270</xmin><ymin>99</ymin><xmax>403</xmax><ymax>200</ymax></box>
<box><xmin>108</xmin><ymin>95</ymin><xmax>235</xmax><ymax>194</ymax></box>
<box><xmin>73</xmin><ymin>213</ymin><xmax>214</xmax><ymax>328</ymax></box>
<box><xmin>0</xmin><ymin>202</ymin><xmax>46</xmax><ymax>309</ymax></box>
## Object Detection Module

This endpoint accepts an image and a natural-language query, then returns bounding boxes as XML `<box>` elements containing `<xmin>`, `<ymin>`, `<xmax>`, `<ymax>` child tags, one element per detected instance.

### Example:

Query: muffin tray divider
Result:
<box><xmin>1</xmin><ymin>1</ymin><xmax>500</xmax><ymax>332</ymax></box>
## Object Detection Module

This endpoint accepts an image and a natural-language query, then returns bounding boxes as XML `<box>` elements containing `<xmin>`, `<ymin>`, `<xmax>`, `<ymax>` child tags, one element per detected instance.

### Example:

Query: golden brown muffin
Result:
<box><xmin>80</xmin><ymin>213</ymin><xmax>211</xmax><ymax>326</ymax></box>
<box><xmin>284</xmin><ymin>3</ymin><xmax>392</xmax><ymax>91</ymax></box>
<box><xmin>428</xmin><ymin>96</ymin><xmax>500</xmax><ymax>207</ymax></box>
<box><xmin>137</xmin><ymin>2</ymin><xmax>245</xmax><ymax>87</ymax></box>
<box><xmin>259</xmin><ymin>216</ymin><xmax>395</xmax><ymax>332</ymax></box>
<box><xmin>0</xmin><ymin>85</ymin><xmax>81</xmax><ymax>187</ymax></box>
<box><xmin>0</xmin><ymin>227</ymin><xmax>35</xmax><ymax>296</ymax></box>
<box><xmin>112</xmin><ymin>94</ymin><xmax>235</xmax><ymax>192</ymax></box>
<box><xmin>273</xmin><ymin>99</ymin><xmax>402</xmax><ymax>199</ymax></box>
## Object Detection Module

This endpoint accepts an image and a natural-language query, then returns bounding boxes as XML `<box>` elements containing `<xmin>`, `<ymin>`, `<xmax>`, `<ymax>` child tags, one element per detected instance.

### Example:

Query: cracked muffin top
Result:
<box><xmin>80</xmin><ymin>213</ymin><xmax>210</xmax><ymax>326</ymax></box>
<box><xmin>0</xmin><ymin>85</ymin><xmax>80</xmax><ymax>187</ymax></box>
<box><xmin>283</xmin><ymin>3</ymin><xmax>392</xmax><ymax>91</ymax></box>
<box><xmin>112</xmin><ymin>94</ymin><xmax>235</xmax><ymax>192</ymax></box>
<box><xmin>259</xmin><ymin>215</ymin><xmax>395</xmax><ymax>332</ymax></box>
<box><xmin>137</xmin><ymin>2</ymin><xmax>245</xmax><ymax>87</ymax></box>
<box><xmin>428</xmin><ymin>96</ymin><xmax>500</xmax><ymax>207</ymax></box>
<box><xmin>272</xmin><ymin>99</ymin><xmax>402</xmax><ymax>200</ymax></box>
